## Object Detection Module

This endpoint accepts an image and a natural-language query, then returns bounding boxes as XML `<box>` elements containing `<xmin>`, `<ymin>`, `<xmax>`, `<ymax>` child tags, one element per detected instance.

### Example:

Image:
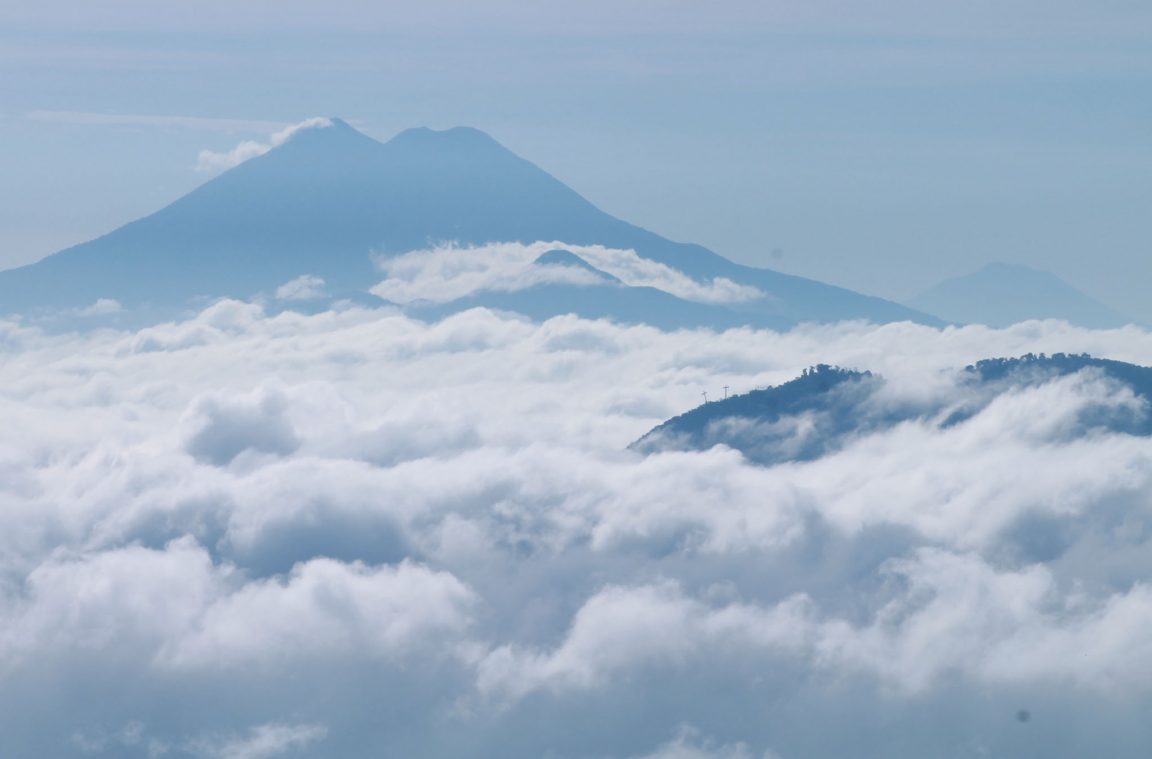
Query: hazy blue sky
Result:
<box><xmin>2</xmin><ymin>1</ymin><xmax>1149</xmax><ymax>315</ymax></box>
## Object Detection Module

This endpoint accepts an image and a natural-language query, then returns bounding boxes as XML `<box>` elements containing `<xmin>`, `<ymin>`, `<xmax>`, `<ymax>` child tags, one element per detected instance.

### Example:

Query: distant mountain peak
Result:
<box><xmin>382</xmin><ymin>125</ymin><xmax>514</xmax><ymax>160</ymax></box>
<box><xmin>390</xmin><ymin>125</ymin><xmax>495</xmax><ymax>142</ymax></box>
<box><xmin>972</xmin><ymin>261</ymin><xmax>1062</xmax><ymax>283</ymax></box>
<box><xmin>271</xmin><ymin>116</ymin><xmax>377</xmax><ymax>155</ymax></box>
<box><xmin>908</xmin><ymin>262</ymin><xmax>1132</xmax><ymax>329</ymax></box>
<box><xmin>533</xmin><ymin>249</ymin><xmax>621</xmax><ymax>284</ymax></box>
<box><xmin>304</xmin><ymin>117</ymin><xmax>363</xmax><ymax>138</ymax></box>
<box><xmin>978</xmin><ymin>261</ymin><xmax>1035</xmax><ymax>273</ymax></box>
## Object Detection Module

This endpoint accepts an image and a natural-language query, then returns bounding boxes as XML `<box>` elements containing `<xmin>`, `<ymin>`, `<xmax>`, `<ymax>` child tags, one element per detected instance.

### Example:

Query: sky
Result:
<box><xmin>1</xmin><ymin>1</ymin><xmax>1150</xmax><ymax>317</ymax></box>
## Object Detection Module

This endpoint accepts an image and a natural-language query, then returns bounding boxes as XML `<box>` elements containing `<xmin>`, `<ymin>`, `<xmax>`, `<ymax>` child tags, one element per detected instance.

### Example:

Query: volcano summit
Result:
<box><xmin>0</xmin><ymin>119</ymin><xmax>939</xmax><ymax>329</ymax></box>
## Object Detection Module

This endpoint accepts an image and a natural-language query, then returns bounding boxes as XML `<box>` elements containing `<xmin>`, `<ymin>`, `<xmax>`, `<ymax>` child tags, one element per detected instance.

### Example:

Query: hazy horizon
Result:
<box><xmin>2</xmin><ymin>0</ymin><xmax>1149</xmax><ymax>317</ymax></box>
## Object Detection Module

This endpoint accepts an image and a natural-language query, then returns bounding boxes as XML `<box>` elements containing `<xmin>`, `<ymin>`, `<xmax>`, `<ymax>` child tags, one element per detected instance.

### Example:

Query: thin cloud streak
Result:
<box><xmin>26</xmin><ymin>110</ymin><xmax>289</xmax><ymax>133</ymax></box>
<box><xmin>196</xmin><ymin>117</ymin><xmax>333</xmax><ymax>173</ymax></box>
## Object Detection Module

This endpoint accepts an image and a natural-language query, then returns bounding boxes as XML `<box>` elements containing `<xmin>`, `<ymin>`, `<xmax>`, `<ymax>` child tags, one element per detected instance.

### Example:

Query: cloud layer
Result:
<box><xmin>370</xmin><ymin>241</ymin><xmax>765</xmax><ymax>305</ymax></box>
<box><xmin>3</xmin><ymin>301</ymin><xmax>1152</xmax><ymax>756</ymax></box>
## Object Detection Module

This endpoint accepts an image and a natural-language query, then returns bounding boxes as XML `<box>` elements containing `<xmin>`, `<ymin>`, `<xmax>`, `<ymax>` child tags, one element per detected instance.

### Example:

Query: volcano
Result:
<box><xmin>0</xmin><ymin>118</ymin><xmax>939</xmax><ymax>328</ymax></box>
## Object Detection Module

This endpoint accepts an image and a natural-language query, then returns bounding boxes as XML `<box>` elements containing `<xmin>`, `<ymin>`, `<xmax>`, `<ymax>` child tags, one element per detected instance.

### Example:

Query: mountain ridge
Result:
<box><xmin>633</xmin><ymin>353</ymin><xmax>1152</xmax><ymax>464</ymax></box>
<box><xmin>1</xmin><ymin>119</ymin><xmax>941</xmax><ymax>328</ymax></box>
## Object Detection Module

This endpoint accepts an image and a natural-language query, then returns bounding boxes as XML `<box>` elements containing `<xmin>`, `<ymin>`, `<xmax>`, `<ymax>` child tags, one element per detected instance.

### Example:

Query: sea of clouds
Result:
<box><xmin>3</xmin><ymin>299</ymin><xmax>1152</xmax><ymax>757</ymax></box>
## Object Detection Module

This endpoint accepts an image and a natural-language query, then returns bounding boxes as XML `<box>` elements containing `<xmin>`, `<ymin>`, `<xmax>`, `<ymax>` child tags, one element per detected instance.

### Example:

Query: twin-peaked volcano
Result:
<box><xmin>0</xmin><ymin>119</ymin><xmax>939</xmax><ymax>327</ymax></box>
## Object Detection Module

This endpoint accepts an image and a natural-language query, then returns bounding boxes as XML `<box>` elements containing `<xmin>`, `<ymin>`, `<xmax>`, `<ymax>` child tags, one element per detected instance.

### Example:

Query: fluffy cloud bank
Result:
<box><xmin>2</xmin><ymin>301</ymin><xmax>1152</xmax><ymax>756</ymax></box>
<box><xmin>370</xmin><ymin>241</ymin><xmax>765</xmax><ymax>305</ymax></box>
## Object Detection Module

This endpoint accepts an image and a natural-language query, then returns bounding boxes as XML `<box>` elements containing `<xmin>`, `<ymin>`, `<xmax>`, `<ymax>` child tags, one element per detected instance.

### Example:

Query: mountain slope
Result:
<box><xmin>0</xmin><ymin>119</ymin><xmax>939</xmax><ymax>327</ymax></box>
<box><xmin>633</xmin><ymin>354</ymin><xmax>1152</xmax><ymax>464</ymax></box>
<box><xmin>908</xmin><ymin>262</ymin><xmax>1132</xmax><ymax>328</ymax></box>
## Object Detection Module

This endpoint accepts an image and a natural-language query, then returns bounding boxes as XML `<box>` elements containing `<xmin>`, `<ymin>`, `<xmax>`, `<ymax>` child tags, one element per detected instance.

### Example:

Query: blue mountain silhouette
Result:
<box><xmin>532</xmin><ymin>249</ymin><xmax>622</xmax><ymax>283</ymax></box>
<box><xmin>1</xmin><ymin>119</ymin><xmax>940</xmax><ymax>327</ymax></box>
<box><xmin>633</xmin><ymin>354</ymin><xmax>1152</xmax><ymax>464</ymax></box>
<box><xmin>908</xmin><ymin>262</ymin><xmax>1133</xmax><ymax>328</ymax></box>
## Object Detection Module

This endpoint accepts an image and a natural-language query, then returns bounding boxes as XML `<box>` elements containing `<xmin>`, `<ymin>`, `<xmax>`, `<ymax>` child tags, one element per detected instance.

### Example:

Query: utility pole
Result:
<box><xmin>701</xmin><ymin>391</ymin><xmax>709</xmax><ymax>404</ymax></box>
<box><xmin>723</xmin><ymin>385</ymin><xmax>729</xmax><ymax>399</ymax></box>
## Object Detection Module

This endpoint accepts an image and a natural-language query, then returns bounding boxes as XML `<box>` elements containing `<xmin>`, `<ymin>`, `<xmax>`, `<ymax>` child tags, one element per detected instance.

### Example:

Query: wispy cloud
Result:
<box><xmin>275</xmin><ymin>275</ymin><xmax>327</xmax><ymax>302</ymax></box>
<box><xmin>371</xmin><ymin>241</ymin><xmax>765</xmax><ymax>305</ymax></box>
<box><xmin>192</xmin><ymin>723</ymin><xmax>328</xmax><ymax>759</ymax></box>
<box><xmin>630</xmin><ymin>726</ymin><xmax>769</xmax><ymax>759</ymax></box>
<box><xmin>26</xmin><ymin>110</ymin><xmax>288</xmax><ymax>133</ymax></box>
<box><xmin>76</xmin><ymin>298</ymin><xmax>123</xmax><ymax>317</ymax></box>
<box><xmin>195</xmin><ymin>117</ymin><xmax>333</xmax><ymax>173</ymax></box>
<box><xmin>25</xmin><ymin>112</ymin><xmax>347</xmax><ymax>173</ymax></box>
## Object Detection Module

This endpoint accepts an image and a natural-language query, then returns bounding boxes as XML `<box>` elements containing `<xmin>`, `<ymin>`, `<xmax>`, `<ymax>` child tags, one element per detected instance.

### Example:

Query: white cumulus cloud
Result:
<box><xmin>1</xmin><ymin>302</ymin><xmax>1152</xmax><ymax>755</ymax></box>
